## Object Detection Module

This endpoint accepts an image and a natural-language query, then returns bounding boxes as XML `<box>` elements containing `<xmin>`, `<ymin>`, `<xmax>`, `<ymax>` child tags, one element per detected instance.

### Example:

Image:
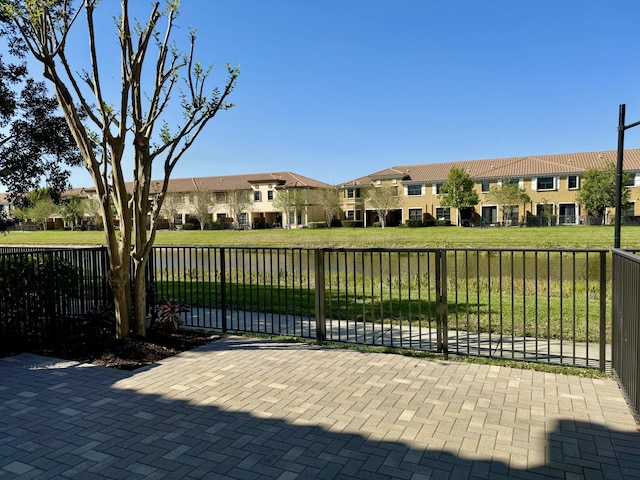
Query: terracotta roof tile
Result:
<box><xmin>339</xmin><ymin>149</ymin><xmax>640</xmax><ymax>185</ymax></box>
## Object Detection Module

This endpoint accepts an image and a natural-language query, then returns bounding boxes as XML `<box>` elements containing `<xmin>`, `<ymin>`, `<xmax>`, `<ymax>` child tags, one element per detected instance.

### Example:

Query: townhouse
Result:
<box><xmin>55</xmin><ymin>172</ymin><xmax>330</xmax><ymax>228</ymax></box>
<box><xmin>155</xmin><ymin>171</ymin><xmax>332</xmax><ymax>228</ymax></box>
<box><xmin>337</xmin><ymin>149</ymin><xmax>640</xmax><ymax>227</ymax></box>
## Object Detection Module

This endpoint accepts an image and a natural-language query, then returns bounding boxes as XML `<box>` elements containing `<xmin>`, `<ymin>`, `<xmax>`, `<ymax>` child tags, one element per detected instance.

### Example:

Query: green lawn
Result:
<box><xmin>1</xmin><ymin>224</ymin><xmax>637</xmax><ymax>248</ymax></box>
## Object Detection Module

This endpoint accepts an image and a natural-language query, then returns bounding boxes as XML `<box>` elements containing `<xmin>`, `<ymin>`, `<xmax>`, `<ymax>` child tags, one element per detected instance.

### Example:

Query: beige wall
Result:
<box><xmin>341</xmin><ymin>174</ymin><xmax>640</xmax><ymax>226</ymax></box>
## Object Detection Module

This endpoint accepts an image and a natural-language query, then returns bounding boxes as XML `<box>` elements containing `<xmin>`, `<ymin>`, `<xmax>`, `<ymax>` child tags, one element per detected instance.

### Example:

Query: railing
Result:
<box><xmin>0</xmin><ymin>245</ymin><xmax>611</xmax><ymax>370</ymax></box>
<box><xmin>0</xmin><ymin>247</ymin><xmax>110</xmax><ymax>356</ymax></box>
<box><xmin>611</xmin><ymin>249</ymin><xmax>640</xmax><ymax>415</ymax></box>
<box><xmin>150</xmin><ymin>246</ymin><xmax>609</xmax><ymax>370</ymax></box>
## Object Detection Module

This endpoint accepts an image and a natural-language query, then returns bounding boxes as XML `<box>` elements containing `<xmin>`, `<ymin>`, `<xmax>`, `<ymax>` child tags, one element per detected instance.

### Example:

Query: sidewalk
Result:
<box><xmin>1</xmin><ymin>336</ymin><xmax>638</xmax><ymax>479</ymax></box>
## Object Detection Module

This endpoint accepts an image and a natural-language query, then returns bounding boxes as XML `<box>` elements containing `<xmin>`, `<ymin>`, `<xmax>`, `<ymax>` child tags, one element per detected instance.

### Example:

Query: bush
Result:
<box><xmin>405</xmin><ymin>220</ymin><xmax>423</xmax><ymax>228</ymax></box>
<box><xmin>181</xmin><ymin>222</ymin><xmax>199</xmax><ymax>230</ymax></box>
<box><xmin>308</xmin><ymin>222</ymin><xmax>327</xmax><ymax>229</ymax></box>
<box><xmin>371</xmin><ymin>222</ymin><xmax>382</xmax><ymax>228</ymax></box>
<box><xmin>423</xmin><ymin>219</ymin><xmax>436</xmax><ymax>227</ymax></box>
<box><xmin>341</xmin><ymin>220</ymin><xmax>364</xmax><ymax>228</ymax></box>
<box><xmin>435</xmin><ymin>219</ymin><xmax>452</xmax><ymax>226</ymax></box>
<box><xmin>330</xmin><ymin>219</ymin><xmax>342</xmax><ymax>228</ymax></box>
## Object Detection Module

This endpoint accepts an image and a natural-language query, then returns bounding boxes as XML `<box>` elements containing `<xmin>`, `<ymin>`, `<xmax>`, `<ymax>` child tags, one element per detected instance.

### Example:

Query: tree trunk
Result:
<box><xmin>132</xmin><ymin>257</ymin><xmax>148</xmax><ymax>336</ymax></box>
<box><xmin>107</xmin><ymin>244</ymin><xmax>132</xmax><ymax>338</ymax></box>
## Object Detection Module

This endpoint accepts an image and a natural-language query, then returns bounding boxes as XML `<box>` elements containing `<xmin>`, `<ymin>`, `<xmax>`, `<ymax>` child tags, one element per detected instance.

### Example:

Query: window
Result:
<box><xmin>568</xmin><ymin>175</ymin><xmax>579</xmax><ymax>190</ymax></box>
<box><xmin>622</xmin><ymin>202</ymin><xmax>635</xmax><ymax>217</ymax></box>
<box><xmin>508</xmin><ymin>178</ymin><xmax>520</xmax><ymax>185</ymax></box>
<box><xmin>433</xmin><ymin>183</ymin><xmax>443</xmax><ymax>195</ymax></box>
<box><xmin>408</xmin><ymin>208</ymin><xmax>422</xmax><ymax>221</ymax></box>
<box><xmin>407</xmin><ymin>184</ymin><xmax>422</xmax><ymax>196</ymax></box>
<box><xmin>391</xmin><ymin>186</ymin><xmax>398</xmax><ymax>196</ymax></box>
<box><xmin>216</xmin><ymin>192</ymin><xmax>226</xmax><ymax>202</ymax></box>
<box><xmin>625</xmin><ymin>173</ymin><xmax>636</xmax><ymax>187</ymax></box>
<box><xmin>347</xmin><ymin>210</ymin><xmax>354</xmax><ymax>221</ymax></box>
<box><xmin>253</xmin><ymin>190</ymin><xmax>261</xmax><ymax>202</ymax></box>
<box><xmin>436</xmin><ymin>207</ymin><xmax>450</xmax><ymax>221</ymax></box>
<box><xmin>355</xmin><ymin>210</ymin><xmax>361</xmax><ymax>221</ymax></box>
<box><xmin>536</xmin><ymin>176</ymin><xmax>555</xmax><ymax>191</ymax></box>
<box><xmin>216</xmin><ymin>213</ymin><xmax>227</xmax><ymax>220</ymax></box>
<box><xmin>267</xmin><ymin>190</ymin><xmax>274</xmax><ymax>201</ymax></box>
<box><xmin>481</xmin><ymin>180</ymin><xmax>490</xmax><ymax>193</ymax></box>
<box><xmin>347</xmin><ymin>188</ymin><xmax>361</xmax><ymax>198</ymax></box>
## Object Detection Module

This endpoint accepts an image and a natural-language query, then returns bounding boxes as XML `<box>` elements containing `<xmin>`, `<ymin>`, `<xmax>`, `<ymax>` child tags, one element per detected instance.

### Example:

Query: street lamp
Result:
<box><xmin>615</xmin><ymin>104</ymin><xmax>640</xmax><ymax>249</ymax></box>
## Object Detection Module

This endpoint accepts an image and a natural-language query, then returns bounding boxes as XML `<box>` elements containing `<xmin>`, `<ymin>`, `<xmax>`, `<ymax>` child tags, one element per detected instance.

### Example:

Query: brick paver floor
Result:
<box><xmin>1</xmin><ymin>336</ymin><xmax>639</xmax><ymax>479</ymax></box>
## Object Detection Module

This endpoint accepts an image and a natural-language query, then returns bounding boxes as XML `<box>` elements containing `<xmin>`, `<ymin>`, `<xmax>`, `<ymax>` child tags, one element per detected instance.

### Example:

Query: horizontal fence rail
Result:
<box><xmin>2</xmin><ymin>245</ymin><xmax>611</xmax><ymax>371</ymax></box>
<box><xmin>612</xmin><ymin>249</ymin><xmax>640</xmax><ymax>416</ymax></box>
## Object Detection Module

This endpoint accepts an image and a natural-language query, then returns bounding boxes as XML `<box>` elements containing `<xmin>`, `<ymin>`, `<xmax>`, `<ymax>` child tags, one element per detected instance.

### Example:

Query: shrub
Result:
<box><xmin>341</xmin><ymin>220</ymin><xmax>364</xmax><ymax>228</ymax></box>
<box><xmin>371</xmin><ymin>222</ymin><xmax>382</xmax><ymax>228</ymax></box>
<box><xmin>308</xmin><ymin>222</ymin><xmax>327</xmax><ymax>229</ymax></box>
<box><xmin>181</xmin><ymin>222</ymin><xmax>199</xmax><ymax>230</ymax></box>
<box><xmin>153</xmin><ymin>301</ymin><xmax>190</xmax><ymax>334</ymax></box>
<box><xmin>405</xmin><ymin>220</ymin><xmax>423</xmax><ymax>228</ymax></box>
<box><xmin>423</xmin><ymin>219</ymin><xmax>436</xmax><ymax>227</ymax></box>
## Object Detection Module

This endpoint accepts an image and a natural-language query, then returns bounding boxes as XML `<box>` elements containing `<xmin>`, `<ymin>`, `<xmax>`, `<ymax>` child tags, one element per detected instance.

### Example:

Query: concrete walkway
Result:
<box><xmin>1</xmin><ymin>336</ymin><xmax>638</xmax><ymax>479</ymax></box>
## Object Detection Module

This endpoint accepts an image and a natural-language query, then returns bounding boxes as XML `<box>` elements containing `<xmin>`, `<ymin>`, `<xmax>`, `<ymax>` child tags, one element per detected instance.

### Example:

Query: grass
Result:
<box><xmin>1</xmin><ymin>224</ymin><xmax>638</xmax><ymax>248</ymax></box>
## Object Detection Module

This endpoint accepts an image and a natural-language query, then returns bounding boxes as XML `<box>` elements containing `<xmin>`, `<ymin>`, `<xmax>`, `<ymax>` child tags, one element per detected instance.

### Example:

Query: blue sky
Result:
<box><xmin>14</xmin><ymin>1</ymin><xmax>640</xmax><ymax>188</ymax></box>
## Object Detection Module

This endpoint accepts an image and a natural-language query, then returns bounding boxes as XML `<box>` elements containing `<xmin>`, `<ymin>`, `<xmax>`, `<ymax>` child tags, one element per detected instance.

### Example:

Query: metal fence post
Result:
<box><xmin>314</xmin><ymin>248</ymin><xmax>326</xmax><ymax>343</ymax></box>
<box><xmin>599</xmin><ymin>251</ymin><xmax>607</xmax><ymax>372</ymax></box>
<box><xmin>435</xmin><ymin>249</ymin><xmax>448</xmax><ymax>358</ymax></box>
<box><xmin>220</xmin><ymin>247</ymin><xmax>227</xmax><ymax>333</ymax></box>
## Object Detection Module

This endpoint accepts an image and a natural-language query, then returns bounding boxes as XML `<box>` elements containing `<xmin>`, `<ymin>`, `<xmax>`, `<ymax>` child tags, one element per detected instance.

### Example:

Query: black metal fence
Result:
<box><xmin>611</xmin><ymin>249</ymin><xmax>640</xmax><ymax>415</ymax></box>
<box><xmin>151</xmin><ymin>246</ymin><xmax>609</xmax><ymax>370</ymax></box>
<box><xmin>0</xmin><ymin>247</ymin><xmax>110</xmax><ymax>356</ymax></box>
<box><xmin>1</xmin><ymin>245</ymin><xmax>611</xmax><ymax>370</ymax></box>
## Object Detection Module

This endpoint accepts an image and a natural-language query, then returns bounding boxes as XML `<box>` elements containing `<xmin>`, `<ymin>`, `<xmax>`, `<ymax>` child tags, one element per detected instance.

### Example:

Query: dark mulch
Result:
<box><xmin>45</xmin><ymin>330</ymin><xmax>224</xmax><ymax>370</ymax></box>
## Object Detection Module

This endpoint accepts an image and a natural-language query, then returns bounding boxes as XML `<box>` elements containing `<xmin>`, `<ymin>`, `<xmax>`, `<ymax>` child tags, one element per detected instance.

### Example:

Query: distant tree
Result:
<box><xmin>317</xmin><ymin>187</ymin><xmax>342</xmax><ymax>226</ymax></box>
<box><xmin>366</xmin><ymin>185</ymin><xmax>402</xmax><ymax>228</ymax></box>
<box><xmin>16</xmin><ymin>188</ymin><xmax>58</xmax><ymax>229</ymax></box>
<box><xmin>438</xmin><ymin>168</ymin><xmax>479</xmax><ymax>226</ymax></box>
<box><xmin>485</xmin><ymin>181</ymin><xmax>530</xmax><ymax>226</ymax></box>
<box><xmin>189</xmin><ymin>190</ymin><xmax>214</xmax><ymax>230</ymax></box>
<box><xmin>226</xmin><ymin>190</ymin><xmax>251</xmax><ymax>228</ymax></box>
<box><xmin>273</xmin><ymin>189</ymin><xmax>306</xmax><ymax>227</ymax></box>
<box><xmin>59</xmin><ymin>194</ymin><xmax>86</xmax><ymax>230</ymax></box>
<box><xmin>160</xmin><ymin>193</ymin><xmax>182</xmax><ymax>230</ymax></box>
<box><xmin>576</xmin><ymin>162</ymin><xmax>631</xmax><ymax>224</ymax></box>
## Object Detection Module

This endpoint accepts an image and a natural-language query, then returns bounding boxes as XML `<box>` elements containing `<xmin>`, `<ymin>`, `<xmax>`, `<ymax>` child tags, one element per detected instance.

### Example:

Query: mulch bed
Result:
<box><xmin>45</xmin><ymin>330</ymin><xmax>224</xmax><ymax>370</ymax></box>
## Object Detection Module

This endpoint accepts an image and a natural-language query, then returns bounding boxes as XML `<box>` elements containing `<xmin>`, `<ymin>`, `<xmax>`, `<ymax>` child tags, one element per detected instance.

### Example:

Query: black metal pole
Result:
<box><xmin>614</xmin><ymin>104</ymin><xmax>625</xmax><ymax>249</ymax></box>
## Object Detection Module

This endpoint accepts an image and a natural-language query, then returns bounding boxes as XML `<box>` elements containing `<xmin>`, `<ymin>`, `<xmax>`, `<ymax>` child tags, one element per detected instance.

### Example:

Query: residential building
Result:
<box><xmin>0</xmin><ymin>193</ymin><xmax>13</xmax><ymax>217</ymax></box>
<box><xmin>338</xmin><ymin>149</ymin><xmax>640</xmax><ymax>227</ymax></box>
<box><xmin>63</xmin><ymin>171</ymin><xmax>332</xmax><ymax>229</ymax></box>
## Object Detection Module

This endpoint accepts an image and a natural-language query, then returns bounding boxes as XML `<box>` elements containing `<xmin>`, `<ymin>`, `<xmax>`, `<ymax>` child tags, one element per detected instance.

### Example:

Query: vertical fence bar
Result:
<box><xmin>220</xmin><ymin>247</ymin><xmax>227</xmax><ymax>333</ymax></box>
<box><xmin>599</xmin><ymin>251</ymin><xmax>607</xmax><ymax>372</ymax></box>
<box><xmin>315</xmin><ymin>248</ymin><xmax>326</xmax><ymax>343</ymax></box>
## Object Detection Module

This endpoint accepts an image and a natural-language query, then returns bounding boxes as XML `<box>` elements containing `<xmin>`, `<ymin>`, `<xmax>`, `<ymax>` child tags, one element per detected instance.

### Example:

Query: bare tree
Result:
<box><xmin>273</xmin><ymin>189</ymin><xmax>306</xmax><ymax>227</ymax></box>
<box><xmin>317</xmin><ymin>187</ymin><xmax>341</xmax><ymax>226</ymax></box>
<box><xmin>189</xmin><ymin>190</ymin><xmax>214</xmax><ymax>230</ymax></box>
<box><xmin>160</xmin><ymin>193</ymin><xmax>182</xmax><ymax>230</ymax></box>
<box><xmin>366</xmin><ymin>185</ymin><xmax>402</xmax><ymax>228</ymax></box>
<box><xmin>5</xmin><ymin>1</ymin><xmax>238</xmax><ymax>337</ymax></box>
<box><xmin>226</xmin><ymin>190</ymin><xmax>251</xmax><ymax>228</ymax></box>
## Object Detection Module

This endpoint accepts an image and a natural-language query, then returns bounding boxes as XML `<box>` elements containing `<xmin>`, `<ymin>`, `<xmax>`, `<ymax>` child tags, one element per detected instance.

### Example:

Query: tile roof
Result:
<box><xmin>339</xmin><ymin>149</ymin><xmax>640</xmax><ymax>185</ymax></box>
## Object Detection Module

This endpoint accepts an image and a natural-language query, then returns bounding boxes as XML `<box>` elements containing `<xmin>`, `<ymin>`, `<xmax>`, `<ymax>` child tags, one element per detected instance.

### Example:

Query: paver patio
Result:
<box><xmin>1</xmin><ymin>335</ymin><xmax>639</xmax><ymax>479</ymax></box>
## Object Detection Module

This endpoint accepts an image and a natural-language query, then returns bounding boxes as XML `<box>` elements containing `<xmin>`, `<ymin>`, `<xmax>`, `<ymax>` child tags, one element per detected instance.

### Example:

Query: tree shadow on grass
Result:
<box><xmin>1</xmin><ymin>343</ymin><xmax>639</xmax><ymax>479</ymax></box>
